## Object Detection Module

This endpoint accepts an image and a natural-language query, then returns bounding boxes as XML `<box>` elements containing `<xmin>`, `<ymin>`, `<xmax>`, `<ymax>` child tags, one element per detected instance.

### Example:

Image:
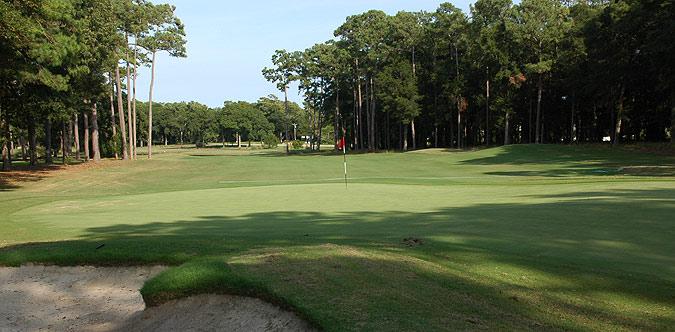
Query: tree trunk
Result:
<box><xmin>486</xmin><ymin>71</ymin><xmax>490</xmax><ymax>146</ymax></box>
<box><xmin>28</xmin><ymin>122</ymin><xmax>37</xmax><ymax>166</ymax></box>
<box><xmin>84</xmin><ymin>112</ymin><xmax>90</xmax><ymax>162</ymax></box>
<box><xmin>109</xmin><ymin>74</ymin><xmax>118</xmax><ymax>159</ymax></box>
<box><xmin>115</xmin><ymin>66</ymin><xmax>129</xmax><ymax>160</ymax></box>
<box><xmin>535</xmin><ymin>73</ymin><xmax>543</xmax><ymax>144</ymax></box>
<box><xmin>528</xmin><ymin>97</ymin><xmax>533</xmax><ymax>143</ymax></box>
<box><xmin>411</xmin><ymin>119</ymin><xmax>416</xmax><ymax>150</ymax></box>
<box><xmin>356</xmin><ymin>59</ymin><xmax>363</xmax><ymax>151</ymax></box>
<box><xmin>399</xmin><ymin>123</ymin><xmax>403</xmax><ymax>150</ymax></box>
<box><xmin>457</xmin><ymin>101</ymin><xmax>462</xmax><ymax>149</ymax></box>
<box><xmin>148</xmin><ymin>51</ymin><xmax>156</xmax><ymax>159</ymax></box>
<box><xmin>317</xmin><ymin>104</ymin><xmax>323</xmax><ymax>151</ymax></box>
<box><xmin>61</xmin><ymin>121</ymin><xmax>67</xmax><ymax>165</ymax></box>
<box><xmin>613</xmin><ymin>85</ymin><xmax>625</xmax><ymax>145</ymax></box>
<box><xmin>541</xmin><ymin>116</ymin><xmax>545</xmax><ymax>144</ymax></box>
<box><xmin>126</xmin><ymin>43</ymin><xmax>134</xmax><ymax>160</ymax></box>
<box><xmin>434</xmin><ymin>125</ymin><xmax>438</xmax><ymax>148</ymax></box>
<box><xmin>386</xmin><ymin>108</ymin><xmax>390</xmax><ymax>150</ymax></box>
<box><xmin>334</xmin><ymin>77</ymin><xmax>340</xmax><ymax>151</ymax></box>
<box><xmin>403</xmin><ymin>123</ymin><xmax>408</xmax><ymax>152</ymax></box>
<box><xmin>353</xmin><ymin>88</ymin><xmax>358</xmax><ymax>149</ymax></box>
<box><xmin>74</xmin><ymin>113</ymin><xmax>80</xmax><ymax>160</ymax></box>
<box><xmin>68</xmin><ymin>119</ymin><xmax>74</xmax><ymax>157</ymax></box>
<box><xmin>570</xmin><ymin>90</ymin><xmax>576</xmax><ymax>144</ymax></box>
<box><xmin>91</xmin><ymin>102</ymin><xmax>101</xmax><ymax>162</ymax></box>
<box><xmin>20</xmin><ymin>133</ymin><xmax>27</xmax><ymax>161</ymax></box>
<box><xmin>284</xmin><ymin>83</ymin><xmax>289</xmax><ymax>153</ymax></box>
<box><xmin>504</xmin><ymin>111</ymin><xmax>511</xmax><ymax>146</ymax></box>
<box><xmin>133</xmin><ymin>38</ymin><xmax>138</xmax><ymax>159</ymax></box>
<box><xmin>454</xmin><ymin>42</ymin><xmax>461</xmax><ymax>149</ymax></box>
<box><xmin>45</xmin><ymin>119</ymin><xmax>53</xmax><ymax>164</ymax></box>
<box><xmin>670</xmin><ymin>87</ymin><xmax>674</xmax><ymax>143</ymax></box>
<box><xmin>364</xmin><ymin>73</ymin><xmax>370</xmax><ymax>149</ymax></box>
<box><xmin>2</xmin><ymin>111</ymin><xmax>10</xmax><ymax>171</ymax></box>
<box><xmin>308</xmin><ymin>104</ymin><xmax>314</xmax><ymax>151</ymax></box>
<box><xmin>370</xmin><ymin>75</ymin><xmax>376</xmax><ymax>152</ymax></box>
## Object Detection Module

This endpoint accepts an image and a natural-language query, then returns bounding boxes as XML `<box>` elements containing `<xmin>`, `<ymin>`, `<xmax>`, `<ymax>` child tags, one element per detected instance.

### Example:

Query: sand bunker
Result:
<box><xmin>0</xmin><ymin>265</ymin><xmax>318</xmax><ymax>332</ymax></box>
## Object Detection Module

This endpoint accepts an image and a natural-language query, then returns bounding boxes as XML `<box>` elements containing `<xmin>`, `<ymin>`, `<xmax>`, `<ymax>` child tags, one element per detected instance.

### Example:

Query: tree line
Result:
<box><xmin>263</xmin><ymin>0</ymin><xmax>674</xmax><ymax>152</ymax></box>
<box><xmin>137</xmin><ymin>95</ymin><xmax>307</xmax><ymax>149</ymax></box>
<box><xmin>0</xmin><ymin>0</ymin><xmax>186</xmax><ymax>171</ymax></box>
<box><xmin>2</xmin><ymin>0</ymin><xmax>673</xmax><ymax>173</ymax></box>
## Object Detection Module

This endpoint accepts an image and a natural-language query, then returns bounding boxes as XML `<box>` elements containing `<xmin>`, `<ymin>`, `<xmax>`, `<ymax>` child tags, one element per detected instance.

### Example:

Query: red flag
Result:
<box><xmin>338</xmin><ymin>137</ymin><xmax>345</xmax><ymax>149</ymax></box>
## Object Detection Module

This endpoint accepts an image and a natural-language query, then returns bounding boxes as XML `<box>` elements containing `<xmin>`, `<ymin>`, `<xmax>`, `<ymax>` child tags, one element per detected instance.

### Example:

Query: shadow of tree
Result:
<box><xmin>0</xmin><ymin>165</ymin><xmax>57</xmax><ymax>191</ymax></box>
<box><xmin>459</xmin><ymin>145</ymin><xmax>675</xmax><ymax>177</ymax></box>
<box><xmin>1</xmin><ymin>187</ymin><xmax>674</xmax><ymax>331</ymax></box>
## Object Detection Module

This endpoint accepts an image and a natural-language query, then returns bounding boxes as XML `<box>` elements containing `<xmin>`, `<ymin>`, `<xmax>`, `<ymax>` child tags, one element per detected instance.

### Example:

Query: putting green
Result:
<box><xmin>10</xmin><ymin>181</ymin><xmax>674</xmax><ymax>277</ymax></box>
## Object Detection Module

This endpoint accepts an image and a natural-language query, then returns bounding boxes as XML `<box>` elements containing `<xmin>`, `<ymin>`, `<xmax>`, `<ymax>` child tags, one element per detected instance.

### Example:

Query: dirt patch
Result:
<box><xmin>0</xmin><ymin>265</ymin><xmax>319</xmax><ymax>332</ymax></box>
<box><xmin>402</xmin><ymin>237</ymin><xmax>424</xmax><ymax>247</ymax></box>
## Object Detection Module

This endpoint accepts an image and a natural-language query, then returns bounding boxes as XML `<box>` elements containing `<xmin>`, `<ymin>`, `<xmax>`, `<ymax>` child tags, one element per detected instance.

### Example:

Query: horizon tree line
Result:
<box><xmin>1</xmin><ymin>0</ymin><xmax>673</xmax><ymax>172</ymax></box>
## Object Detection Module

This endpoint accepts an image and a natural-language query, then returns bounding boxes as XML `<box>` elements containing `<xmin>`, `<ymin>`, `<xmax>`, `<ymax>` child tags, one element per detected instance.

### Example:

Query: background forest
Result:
<box><xmin>1</xmin><ymin>0</ymin><xmax>673</xmax><ymax>171</ymax></box>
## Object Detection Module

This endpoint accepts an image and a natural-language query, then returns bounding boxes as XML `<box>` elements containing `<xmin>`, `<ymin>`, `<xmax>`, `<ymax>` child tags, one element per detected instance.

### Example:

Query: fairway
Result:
<box><xmin>1</xmin><ymin>145</ymin><xmax>674</xmax><ymax>331</ymax></box>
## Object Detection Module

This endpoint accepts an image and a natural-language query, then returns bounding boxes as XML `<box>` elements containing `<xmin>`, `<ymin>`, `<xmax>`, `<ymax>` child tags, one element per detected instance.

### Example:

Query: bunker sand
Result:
<box><xmin>0</xmin><ymin>265</ymin><xmax>318</xmax><ymax>332</ymax></box>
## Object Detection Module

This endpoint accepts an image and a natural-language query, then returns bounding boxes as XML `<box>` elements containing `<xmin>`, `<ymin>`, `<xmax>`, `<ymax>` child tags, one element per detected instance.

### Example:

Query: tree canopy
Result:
<box><xmin>262</xmin><ymin>0</ymin><xmax>674</xmax><ymax>151</ymax></box>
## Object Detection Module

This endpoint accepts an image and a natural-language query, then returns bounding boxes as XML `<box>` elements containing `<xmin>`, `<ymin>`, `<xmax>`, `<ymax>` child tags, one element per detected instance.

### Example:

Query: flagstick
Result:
<box><xmin>343</xmin><ymin>142</ymin><xmax>348</xmax><ymax>190</ymax></box>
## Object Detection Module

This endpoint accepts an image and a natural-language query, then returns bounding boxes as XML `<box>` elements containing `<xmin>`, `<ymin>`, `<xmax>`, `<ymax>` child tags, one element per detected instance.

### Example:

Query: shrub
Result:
<box><xmin>262</xmin><ymin>132</ymin><xmax>280</xmax><ymax>148</ymax></box>
<box><xmin>291</xmin><ymin>140</ymin><xmax>304</xmax><ymax>149</ymax></box>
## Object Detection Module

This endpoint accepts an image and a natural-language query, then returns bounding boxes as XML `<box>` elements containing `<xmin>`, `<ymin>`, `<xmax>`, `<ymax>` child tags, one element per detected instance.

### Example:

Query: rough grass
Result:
<box><xmin>1</xmin><ymin>144</ymin><xmax>674</xmax><ymax>331</ymax></box>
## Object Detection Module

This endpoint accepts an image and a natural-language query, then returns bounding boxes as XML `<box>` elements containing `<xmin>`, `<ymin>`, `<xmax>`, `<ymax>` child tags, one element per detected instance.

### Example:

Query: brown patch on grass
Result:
<box><xmin>0</xmin><ymin>164</ymin><xmax>62</xmax><ymax>190</ymax></box>
<box><xmin>622</xmin><ymin>144</ymin><xmax>675</xmax><ymax>155</ymax></box>
<box><xmin>620</xmin><ymin>165</ymin><xmax>675</xmax><ymax>176</ymax></box>
<box><xmin>0</xmin><ymin>159</ymin><xmax>123</xmax><ymax>191</ymax></box>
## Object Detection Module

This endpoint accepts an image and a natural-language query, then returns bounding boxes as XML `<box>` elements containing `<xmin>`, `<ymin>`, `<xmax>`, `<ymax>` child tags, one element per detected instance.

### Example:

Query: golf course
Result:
<box><xmin>1</xmin><ymin>144</ymin><xmax>673</xmax><ymax>331</ymax></box>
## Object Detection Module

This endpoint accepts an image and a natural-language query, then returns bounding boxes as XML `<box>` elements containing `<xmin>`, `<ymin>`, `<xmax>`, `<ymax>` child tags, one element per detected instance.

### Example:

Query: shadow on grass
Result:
<box><xmin>0</xmin><ymin>163</ymin><xmax>66</xmax><ymax>191</ymax></box>
<box><xmin>1</xmin><ymin>187</ymin><xmax>674</xmax><ymax>331</ymax></box>
<box><xmin>461</xmin><ymin>144</ymin><xmax>675</xmax><ymax>177</ymax></box>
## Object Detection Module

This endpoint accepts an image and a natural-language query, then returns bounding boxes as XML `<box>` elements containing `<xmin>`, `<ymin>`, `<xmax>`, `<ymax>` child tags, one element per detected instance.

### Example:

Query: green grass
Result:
<box><xmin>1</xmin><ymin>144</ymin><xmax>674</xmax><ymax>331</ymax></box>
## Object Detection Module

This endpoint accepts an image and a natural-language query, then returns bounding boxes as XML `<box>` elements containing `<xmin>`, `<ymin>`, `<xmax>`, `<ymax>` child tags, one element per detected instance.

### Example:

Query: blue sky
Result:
<box><xmin>133</xmin><ymin>1</ymin><xmax>477</xmax><ymax>108</ymax></box>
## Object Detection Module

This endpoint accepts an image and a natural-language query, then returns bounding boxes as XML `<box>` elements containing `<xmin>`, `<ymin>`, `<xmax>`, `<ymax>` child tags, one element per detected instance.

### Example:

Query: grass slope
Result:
<box><xmin>1</xmin><ymin>144</ymin><xmax>674</xmax><ymax>331</ymax></box>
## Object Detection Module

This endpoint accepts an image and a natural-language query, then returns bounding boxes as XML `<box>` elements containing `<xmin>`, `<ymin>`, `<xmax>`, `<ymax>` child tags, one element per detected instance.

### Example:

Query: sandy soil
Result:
<box><xmin>0</xmin><ymin>265</ymin><xmax>318</xmax><ymax>332</ymax></box>
<box><xmin>118</xmin><ymin>294</ymin><xmax>319</xmax><ymax>332</ymax></box>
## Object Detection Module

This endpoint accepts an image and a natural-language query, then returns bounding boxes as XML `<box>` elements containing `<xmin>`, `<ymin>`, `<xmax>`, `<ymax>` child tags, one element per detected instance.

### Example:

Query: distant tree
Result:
<box><xmin>377</xmin><ymin>58</ymin><xmax>420</xmax><ymax>151</ymax></box>
<box><xmin>392</xmin><ymin>11</ymin><xmax>425</xmax><ymax>149</ymax></box>
<box><xmin>432</xmin><ymin>3</ymin><xmax>468</xmax><ymax>148</ymax></box>
<box><xmin>221</xmin><ymin>101</ymin><xmax>274</xmax><ymax>147</ymax></box>
<box><xmin>508</xmin><ymin>0</ymin><xmax>570</xmax><ymax>144</ymax></box>
<box><xmin>335</xmin><ymin>10</ymin><xmax>392</xmax><ymax>151</ymax></box>
<box><xmin>469</xmin><ymin>0</ymin><xmax>514</xmax><ymax>146</ymax></box>
<box><xmin>262</xmin><ymin>50</ymin><xmax>297</xmax><ymax>153</ymax></box>
<box><xmin>185</xmin><ymin>101</ymin><xmax>214</xmax><ymax>145</ymax></box>
<box><xmin>138</xmin><ymin>3</ymin><xmax>186</xmax><ymax>159</ymax></box>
